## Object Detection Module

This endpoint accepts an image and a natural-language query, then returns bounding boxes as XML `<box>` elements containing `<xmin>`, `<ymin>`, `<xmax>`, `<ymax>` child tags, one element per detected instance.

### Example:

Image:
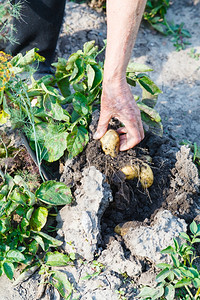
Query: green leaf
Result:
<box><xmin>6</xmin><ymin>250</ymin><xmax>25</xmax><ymax>262</ymax></box>
<box><xmin>43</xmin><ymin>94</ymin><xmax>70</xmax><ymax>122</ymax></box>
<box><xmin>151</xmin><ymin>23</ymin><xmax>167</xmax><ymax>34</ymax></box>
<box><xmin>193</xmin><ymin>278</ymin><xmax>200</xmax><ymax>288</ymax></box>
<box><xmin>175</xmin><ymin>278</ymin><xmax>191</xmax><ymax>288</ymax></box>
<box><xmin>161</xmin><ymin>245</ymin><xmax>176</xmax><ymax>254</ymax></box>
<box><xmin>138</xmin><ymin>286</ymin><xmax>159</xmax><ymax>298</ymax></box>
<box><xmin>188</xmin><ymin>267</ymin><xmax>199</xmax><ymax>278</ymax></box>
<box><xmin>28</xmin><ymin>122</ymin><xmax>68</xmax><ymax>162</ymax></box>
<box><xmin>49</xmin><ymin>270</ymin><xmax>73</xmax><ymax>299</ymax></box>
<box><xmin>136</xmin><ymin>75</ymin><xmax>162</xmax><ymax>95</ymax></box>
<box><xmin>44</xmin><ymin>252</ymin><xmax>70</xmax><ymax>266</ymax></box>
<box><xmin>179</xmin><ymin>232</ymin><xmax>191</xmax><ymax>242</ymax></box>
<box><xmin>156</xmin><ymin>268</ymin><xmax>171</xmax><ymax>282</ymax></box>
<box><xmin>126</xmin><ymin>77</ymin><xmax>136</xmax><ymax>87</ymax></box>
<box><xmin>28</xmin><ymin>240</ymin><xmax>39</xmax><ymax>254</ymax></box>
<box><xmin>179</xmin><ymin>267</ymin><xmax>196</xmax><ymax>278</ymax></box>
<box><xmin>5</xmin><ymin>201</ymin><xmax>19</xmax><ymax>215</ymax></box>
<box><xmin>86</xmin><ymin>64</ymin><xmax>95</xmax><ymax>90</ymax></box>
<box><xmin>172</xmin><ymin>268</ymin><xmax>182</xmax><ymax>277</ymax></box>
<box><xmin>13</xmin><ymin>48</ymin><xmax>45</xmax><ymax>67</ymax></box>
<box><xmin>66</xmin><ymin>53</ymin><xmax>80</xmax><ymax>71</ymax></box>
<box><xmin>89</xmin><ymin>64</ymin><xmax>103</xmax><ymax>91</ymax></box>
<box><xmin>167</xmin><ymin>271</ymin><xmax>175</xmax><ymax>281</ymax></box>
<box><xmin>72</xmin><ymin>93</ymin><xmax>89</xmax><ymax>115</ymax></box>
<box><xmin>30</xmin><ymin>207</ymin><xmax>48</xmax><ymax>231</ymax></box>
<box><xmin>26</xmin><ymin>207</ymin><xmax>34</xmax><ymax>220</ymax></box>
<box><xmin>36</xmin><ymin>181</ymin><xmax>72</xmax><ymax>206</ymax></box>
<box><xmin>190</xmin><ymin>220</ymin><xmax>198</xmax><ymax>235</ymax></box>
<box><xmin>57</xmin><ymin>77</ymin><xmax>71</xmax><ymax>98</ymax></box>
<box><xmin>137</xmin><ymin>102</ymin><xmax>161</xmax><ymax>122</ymax></box>
<box><xmin>0</xmin><ymin>217</ymin><xmax>10</xmax><ymax>233</ymax></box>
<box><xmin>127</xmin><ymin>62</ymin><xmax>153</xmax><ymax>73</ymax></box>
<box><xmin>141</xmin><ymin>97</ymin><xmax>157</xmax><ymax>108</ymax></box>
<box><xmin>171</xmin><ymin>254</ymin><xmax>180</xmax><ymax>268</ymax></box>
<box><xmin>173</xmin><ymin>238</ymin><xmax>179</xmax><ymax>252</ymax></box>
<box><xmin>32</xmin><ymin>234</ymin><xmax>45</xmax><ymax>251</ymax></box>
<box><xmin>3</xmin><ymin>262</ymin><xmax>14</xmax><ymax>280</ymax></box>
<box><xmin>164</xmin><ymin>284</ymin><xmax>175</xmax><ymax>300</ymax></box>
<box><xmin>83</xmin><ymin>40</ymin><xmax>96</xmax><ymax>55</ymax></box>
<box><xmin>8</xmin><ymin>187</ymin><xmax>29</xmax><ymax>205</ymax></box>
<box><xmin>66</xmin><ymin>125</ymin><xmax>89</xmax><ymax>159</ymax></box>
<box><xmin>141</xmin><ymin>111</ymin><xmax>163</xmax><ymax>136</ymax></box>
<box><xmin>156</xmin><ymin>263</ymin><xmax>172</xmax><ymax>270</ymax></box>
<box><xmin>152</xmin><ymin>286</ymin><xmax>165</xmax><ymax>299</ymax></box>
<box><xmin>70</xmin><ymin>58</ymin><xmax>85</xmax><ymax>83</ymax></box>
<box><xmin>193</xmin><ymin>238</ymin><xmax>200</xmax><ymax>243</ymax></box>
<box><xmin>36</xmin><ymin>231</ymin><xmax>63</xmax><ymax>247</ymax></box>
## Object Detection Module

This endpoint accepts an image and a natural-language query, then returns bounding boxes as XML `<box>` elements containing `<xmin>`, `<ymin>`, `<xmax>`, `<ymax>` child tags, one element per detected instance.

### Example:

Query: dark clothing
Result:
<box><xmin>6</xmin><ymin>0</ymin><xmax>66</xmax><ymax>72</ymax></box>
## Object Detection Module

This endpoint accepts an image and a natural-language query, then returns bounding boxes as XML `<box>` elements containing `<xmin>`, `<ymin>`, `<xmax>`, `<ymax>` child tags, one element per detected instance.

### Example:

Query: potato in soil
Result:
<box><xmin>139</xmin><ymin>162</ymin><xmax>154</xmax><ymax>189</ymax></box>
<box><xmin>100</xmin><ymin>129</ymin><xmax>120</xmax><ymax>158</ymax></box>
<box><xmin>121</xmin><ymin>164</ymin><xmax>139</xmax><ymax>180</ymax></box>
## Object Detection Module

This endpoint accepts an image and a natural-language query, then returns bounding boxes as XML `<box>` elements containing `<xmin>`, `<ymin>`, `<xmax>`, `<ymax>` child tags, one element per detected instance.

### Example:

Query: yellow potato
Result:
<box><xmin>121</xmin><ymin>164</ymin><xmax>139</xmax><ymax>180</ymax></box>
<box><xmin>100</xmin><ymin>129</ymin><xmax>120</xmax><ymax>157</ymax></box>
<box><xmin>139</xmin><ymin>162</ymin><xmax>154</xmax><ymax>189</ymax></box>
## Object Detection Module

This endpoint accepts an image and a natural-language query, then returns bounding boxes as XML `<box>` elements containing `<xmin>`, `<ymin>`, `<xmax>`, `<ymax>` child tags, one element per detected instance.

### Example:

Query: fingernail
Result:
<box><xmin>93</xmin><ymin>131</ymin><xmax>100</xmax><ymax>139</ymax></box>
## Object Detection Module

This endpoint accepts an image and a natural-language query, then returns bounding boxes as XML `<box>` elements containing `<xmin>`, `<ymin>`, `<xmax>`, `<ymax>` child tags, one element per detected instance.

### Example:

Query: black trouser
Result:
<box><xmin>6</xmin><ymin>0</ymin><xmax>66</xmax><ymax>72</ymax></box>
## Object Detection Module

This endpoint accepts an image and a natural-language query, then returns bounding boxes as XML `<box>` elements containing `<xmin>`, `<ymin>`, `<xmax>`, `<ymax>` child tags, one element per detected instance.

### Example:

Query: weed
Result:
<box><xmin>164</xmin><ymin>21</ymin><xmax>191</xmax><ymax>51</ymax></box>
<box><xmin>115</xmin><ymin>288</ymin><xmax>127</xmax><ymax>300</ymax></box>
<box><xmin>81</xmin><ymin>260</ymin><xmax>105</xmax><ymax>280</ymax></box>
<box><xmin>14</xmin><ymin>169</ymin><xmax>41</xmax><ymax>192</ymax></box>
<box><xmin>180</xmin><ymin>140</ymin><xmax>200</xmax><ymax>171</ymax></box>
<box><xmin>188</xmin><ymin>48</ymin><xmax>200</xmax><ymax>61</ymax></box>
<box><xmin>0</xmin><ymin>0</ymin><xmax>22</xmax><ymax>46</ymax></box>
<box><xmin>138</xmin><ymin>220</ymin><xmax>200</xmax><ymax>300</ymax></box>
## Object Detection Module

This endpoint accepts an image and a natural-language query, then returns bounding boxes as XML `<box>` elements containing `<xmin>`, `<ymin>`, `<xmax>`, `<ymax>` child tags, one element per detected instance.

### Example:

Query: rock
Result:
<box><xmin>57</xmin><ymin>166</ymin><xmax>113</xmax><ymax>260</ymax></box>
<box><xmin>170</xmin><ymin>146</ymin><xmax>199</xmax><ymax>193</ymax></box>
<box><xmin>98</xmin><ymin>240</ymin><xmax>142</xmax><ymax>278</ymax></box>
<box><xmin>122</xmin><ymin>210</ymin><xmax>187</xmax><ymax>264</ymax></box>
<box><xmin>138</xmin><ymin>270</ymin><xmax>157</xmax><ymax>287</ymax></box>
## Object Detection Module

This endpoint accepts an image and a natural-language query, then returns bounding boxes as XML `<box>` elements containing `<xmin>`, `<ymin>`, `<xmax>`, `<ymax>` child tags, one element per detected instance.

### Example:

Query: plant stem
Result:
<box><xmin>195</xmin><ymin>287</ymin><xmax>200</xmax><ymax>299</ymax></box>
<box><xmin>0</xmin><ymin>169</ymin><xmax>5</xmax><ymax>181</ymax></box>
<box><xmin>0</xmin><ymin>136</ymin><xmax>8</xmax><ymax>174</ymax></box>
<box><xmin>20</xmin><ymin>85</ymin><xmax>45</xmax><ymax>182</ymax></box>
<box><xmin>185</xmin><ymin>285</ymin><xmax>194</xmax><ymax>299</ymax></box>
<box><xmin>163</xmin><ymin>16</ymin><xmax>175</xmax><ymax>35</ymax></box>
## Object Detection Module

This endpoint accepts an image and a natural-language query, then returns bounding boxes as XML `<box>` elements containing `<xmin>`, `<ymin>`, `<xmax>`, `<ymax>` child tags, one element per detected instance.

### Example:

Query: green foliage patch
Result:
<box><xmin>138</xmin><ymin>221</ymin><xmax>200</xmax><ymax>300</ymax></box>
<box><xmin>1</xmin><ymin>42</ymin><xmax>162</xmax><ymax>167</ymax></box>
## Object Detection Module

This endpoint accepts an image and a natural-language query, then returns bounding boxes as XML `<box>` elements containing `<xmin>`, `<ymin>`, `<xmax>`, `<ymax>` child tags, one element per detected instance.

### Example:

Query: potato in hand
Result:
<box><xmin>100</xmin><ymin>129</ymin><xmax>120</xmax><ymax>158</ymax></box>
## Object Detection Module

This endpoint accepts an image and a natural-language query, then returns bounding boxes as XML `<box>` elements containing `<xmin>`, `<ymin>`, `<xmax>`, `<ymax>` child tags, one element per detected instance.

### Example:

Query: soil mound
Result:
<box><xmin>60</xmin><ymin>111</ymin><xmax>200</xmax><ymax>248</ymax></box>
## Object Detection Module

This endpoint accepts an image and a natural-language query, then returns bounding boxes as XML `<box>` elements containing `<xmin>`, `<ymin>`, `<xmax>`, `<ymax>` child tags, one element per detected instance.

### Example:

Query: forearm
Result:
<box><xmin>104</xmin><ymin>0</ymin><xmax>147</xmax><ymax>83</ymax></box>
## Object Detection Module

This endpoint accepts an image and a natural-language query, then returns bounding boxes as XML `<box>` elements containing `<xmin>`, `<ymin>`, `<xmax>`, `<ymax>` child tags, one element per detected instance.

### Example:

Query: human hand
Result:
<box><xmin>93</xmin><ymin>79</ymin><xmax>144</xmax><ymax>151</ymax></box>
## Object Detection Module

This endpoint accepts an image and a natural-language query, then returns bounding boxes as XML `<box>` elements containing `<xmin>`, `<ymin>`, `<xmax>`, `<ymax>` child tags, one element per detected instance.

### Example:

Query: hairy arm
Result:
<box><xmin>94</xmin><ymin>0</ymin><xmax>147</xmax><ymax>151</ymax></box>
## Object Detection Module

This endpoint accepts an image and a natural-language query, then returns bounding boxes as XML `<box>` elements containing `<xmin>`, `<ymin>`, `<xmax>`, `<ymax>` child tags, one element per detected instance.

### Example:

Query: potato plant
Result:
<box><xmin>0</xmin><ymin>172</ymin><xmax>75</xmax><ymax>298</ymax></box>
<box><xmin>1</xmin><ymin>42</ymin><xmax>162</xmax><ymax>167</ymax></box>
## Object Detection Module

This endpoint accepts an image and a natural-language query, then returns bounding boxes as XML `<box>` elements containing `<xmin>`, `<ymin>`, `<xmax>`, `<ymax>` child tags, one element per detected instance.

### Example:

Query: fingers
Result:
<box><xmin>117</xmin><ymin>127</ymin><xmax>127</xmax><ymax>134</ymax></box>
<box><xmin>120</xmin><ymin>131</ymin><xmax>142</xmax><ymax>151</ymax></box>
<box><xmin>93</xmin><ymin>110</ymin><xmax>111</xmax><ymax>140</ymax></box>
<box><xmin>119</xmin><ymin>118</ymin><xmax>144</xmax><ymax>151</ymax></box>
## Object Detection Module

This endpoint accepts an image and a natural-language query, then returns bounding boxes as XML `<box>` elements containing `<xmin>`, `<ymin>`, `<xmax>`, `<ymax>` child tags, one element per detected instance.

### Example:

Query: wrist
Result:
<box><xmin>103</xmin><ymin>70</ymin><xmax>127</xmax><ymax>87</ymax></box>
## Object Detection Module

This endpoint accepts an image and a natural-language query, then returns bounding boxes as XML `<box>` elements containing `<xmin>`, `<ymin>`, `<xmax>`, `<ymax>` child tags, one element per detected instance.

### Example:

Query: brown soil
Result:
<box><xmin>60</xmin><ymin>111</ymin><xmax>200</xmax><ymax>247</ymax></box>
